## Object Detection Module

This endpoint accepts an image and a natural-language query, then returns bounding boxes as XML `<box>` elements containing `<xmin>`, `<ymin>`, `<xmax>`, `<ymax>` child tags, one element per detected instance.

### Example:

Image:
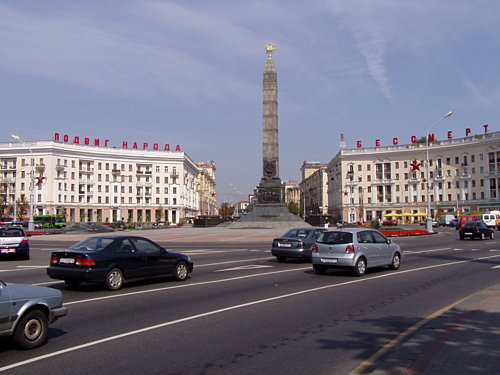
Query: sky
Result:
<box><xmin>1</xmin><ymin>0</ymin><xmax>499</xmax><ymax>205</ymax></box>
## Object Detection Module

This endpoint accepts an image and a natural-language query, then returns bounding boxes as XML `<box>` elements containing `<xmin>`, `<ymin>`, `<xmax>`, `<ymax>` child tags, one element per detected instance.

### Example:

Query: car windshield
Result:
<box><xmin>0</xmin><ymin>228</ymin><xmax>25</xmax><ymax>237</ymax></box>
<box><xmin>318</xmin><ymin>231</ymin><xmax>353</xmax><ymax>244</ymax></box>
<box><xmin>69</xmin><ymin>237</ymin><xmax>115</xmax><ymax>251</ymax></box>
<box><xmin>284</xmin><ymin>229</ymin><xmax>311</xmax><ymax>238</ymax></box>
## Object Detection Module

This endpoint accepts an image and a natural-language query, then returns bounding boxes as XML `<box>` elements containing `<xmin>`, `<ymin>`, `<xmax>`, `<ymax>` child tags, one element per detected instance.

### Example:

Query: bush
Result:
<box><xmin>371</xmin><ymin>219</ymin><xmax>380</xmax><ymax>229</ymax></box>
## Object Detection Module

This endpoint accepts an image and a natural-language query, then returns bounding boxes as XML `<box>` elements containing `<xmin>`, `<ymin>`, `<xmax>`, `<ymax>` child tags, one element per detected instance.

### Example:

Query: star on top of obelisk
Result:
<box><xmin>265</xmin><ymin>43</ymin><xmax>276</xmax><ymax>57</ymax></box>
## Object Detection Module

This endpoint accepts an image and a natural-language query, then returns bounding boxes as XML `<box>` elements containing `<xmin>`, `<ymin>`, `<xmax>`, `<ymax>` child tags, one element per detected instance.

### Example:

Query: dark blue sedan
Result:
<box><xmin>47</xmin><ymin>235</ymin><xmax>193</xmax><ymax>290</ymax></box>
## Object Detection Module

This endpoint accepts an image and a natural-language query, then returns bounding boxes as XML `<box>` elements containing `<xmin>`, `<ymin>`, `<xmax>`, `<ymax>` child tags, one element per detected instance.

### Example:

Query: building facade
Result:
<box><xmin>0</xmin><ymin>140</ymin><xmax>215</xmax><ymax>225</ymax></box>
<box><xmin>196</xmin><ymin>162</ymin><xmax>217</xmax><ymax>217</ymax></box>
<box><xmin>300</xmin><ymin>161</ymin><xmax>329</xmax><ymax>216</ymax></box>
<box><xmin>326</xmin><ymin>131</ymin><xmax>500</xmax><ymax>223</ymax></box>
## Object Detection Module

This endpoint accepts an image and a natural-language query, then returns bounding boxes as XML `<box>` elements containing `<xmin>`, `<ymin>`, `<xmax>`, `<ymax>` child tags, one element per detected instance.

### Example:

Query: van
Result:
<box><xmin>456</xmin><ymin>215</ymin><xmax>475</xmax><ymax>230</ymax></box>
<box><xmin>438</xmin><ymin>214</ymin><xmax>455</xmax><ymax>227</ymax></box>
<box><xmin>474</xmin><ymin>213</ymin><xmax>497</xmax><ymax>228</ymax></box>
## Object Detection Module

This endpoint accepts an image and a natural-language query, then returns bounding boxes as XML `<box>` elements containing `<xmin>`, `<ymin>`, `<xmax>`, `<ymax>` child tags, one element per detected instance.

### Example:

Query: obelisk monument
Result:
<box><xmin>233</xmin><ymin>43</ymin><xmax>304</xmax><ymax>226</ymax></box>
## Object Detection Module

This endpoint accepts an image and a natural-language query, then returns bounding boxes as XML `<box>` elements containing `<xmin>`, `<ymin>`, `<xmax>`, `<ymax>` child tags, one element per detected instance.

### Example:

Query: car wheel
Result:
<box><xmin>13</xmin><ymin>310</ymin><xmax>48</xmax><ymax>349</ymax></box>
<box><xmin>65</xmin><ymin>280</ymin><xmax>81</xmax><ymax>288</ymax></box>
<box><xmin>276</xmin><ymin>256</ymin><xmax>287</xmax><ymax>263</ymax></box>
<box><xmin>313</xmin><ymin>265</ymin><xmax>326</xmax><ymax>275</ymax></box>
<box><xmin>105</xmin><ymin>268</ymin><xmax>124</xmax><ymax>290</ymax></box>
<box><xmin>481</xmin><ymin>232</ymin><xmax>485</xmax><ymax>240</ymax></box>
<box><xmin>354</xmin><ymin>258</ymin><xmax>366</xmax><ymax>277</ymax></box>
<box><xmin>389</xmin><ymin>253</ymin><xmax>401</xmax><ymax>270</ymax></box>
<box><xmin>174</xmin><ymin>261</ymin><xmax>189</xmax><ymax>281</ymax></box>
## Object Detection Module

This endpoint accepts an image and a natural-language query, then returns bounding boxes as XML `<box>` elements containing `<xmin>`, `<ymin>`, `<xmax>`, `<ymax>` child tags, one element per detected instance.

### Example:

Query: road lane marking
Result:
<box><xmin>2</xmin><ymin>253</ymin><xmax>499</xmax><ymax>373</ymax></box>
<box><xmin>198</xmin><ymin>257</ymin><xmax>273</xmax><ymax>267</ymax></box>
<box><xmin>214</xmin><ymin>265</ymin><xmax>274</xmax><ymax>272</ymax></box>
<box><xmin>404</xmin><ymin>248</ymin><xmax>451</xmax><ymax>254</ymax></box>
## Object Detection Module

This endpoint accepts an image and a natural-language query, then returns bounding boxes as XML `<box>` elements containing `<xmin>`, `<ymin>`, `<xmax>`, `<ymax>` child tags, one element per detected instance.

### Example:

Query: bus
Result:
<box><xmin>33</xmin><ymin>214</ymin><xmax>67</xmax><ymax>228</ymax></box>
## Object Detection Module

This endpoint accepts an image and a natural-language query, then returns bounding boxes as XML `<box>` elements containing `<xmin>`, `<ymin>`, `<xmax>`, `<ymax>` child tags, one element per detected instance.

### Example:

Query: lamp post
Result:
<box><xmin>425</xmin><ymin>111</ymin><xmax>453</xmax><ymax>232</ymax></box>
<box><xmin>11</xmin><ymin>134</ymin><xmax>35</xmax><ymax>232</ymax></box>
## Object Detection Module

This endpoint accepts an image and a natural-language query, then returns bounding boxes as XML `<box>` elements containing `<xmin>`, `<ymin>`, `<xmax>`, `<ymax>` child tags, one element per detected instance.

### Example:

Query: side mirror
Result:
<box><xmin>387</xmin><ymin>239</ymin><xmax>392</xmax><ymax>244</ymax></box>
<box><xmin>161</xmin><ymin>248</ymin><xmax>167</xmax><ymax>254</ymax></box>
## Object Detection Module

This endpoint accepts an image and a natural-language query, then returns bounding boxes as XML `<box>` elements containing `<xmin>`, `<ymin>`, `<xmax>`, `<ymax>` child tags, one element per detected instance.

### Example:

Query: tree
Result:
<box><xmin>219</xmin><ymin>202</ymin><xmax>235</xmax><ymax>217</ymax></box>
<box><xmin>287</xmin><ymin>201</ymin><xmax>299</xmax><ymax>215</ymax></box>
<box><xmin>16</xmin><ymin>197</ymin><xmax>29</xmax><ymax>222</ymax></box>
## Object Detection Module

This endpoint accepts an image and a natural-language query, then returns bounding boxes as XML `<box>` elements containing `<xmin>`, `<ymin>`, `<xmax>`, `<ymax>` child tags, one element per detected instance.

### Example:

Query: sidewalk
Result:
<box><xmin>363</xmin><ymin>283</ymin><xmax>500</xmax><ymax>375</ymax></box>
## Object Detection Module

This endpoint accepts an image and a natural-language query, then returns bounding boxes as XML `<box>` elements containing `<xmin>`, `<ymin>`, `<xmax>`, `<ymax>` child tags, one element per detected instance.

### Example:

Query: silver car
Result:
<box><xmin>0</xmin><ymin>280</ymin><xmax>68</xmax><ymax>348</ymax></box>
<box><xmin>311</xmin><ymin>228</ymin><xmax>402</xmax><ymax>276</ymax></box>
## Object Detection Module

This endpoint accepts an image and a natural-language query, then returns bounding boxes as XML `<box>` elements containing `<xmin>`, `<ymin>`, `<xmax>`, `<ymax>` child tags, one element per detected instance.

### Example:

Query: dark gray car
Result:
<box><xmin>0</xmin><ymin>280</ymin><xmax>68</xmax><ymax>348</ymax></box>
<box><xmin>271</xmin><ymin>227</ymin><xmax>327</xmax><ymax>262</ymax></box>
<box><xmin>311</xmin><ymin>228</ymin><xmax>402</xmax><ymax>276</ymax></box>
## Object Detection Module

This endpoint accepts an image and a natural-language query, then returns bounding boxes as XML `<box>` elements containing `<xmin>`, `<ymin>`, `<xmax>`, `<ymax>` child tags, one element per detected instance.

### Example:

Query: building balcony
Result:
<box><xmin>136</xmin><ymin>170</ymin><xmax>152</xmax><ymax>175</ymax></box>
<box><xmin>0</xmin><ymin>177</ymin><xmax>15</xmax><ymax>183</ymax></box>
<box><xmin>35</xmin><ymin>164</ymin><xmax>45</xmax><ymax>172</ymax></box>
<box><xmin>112</xmin><ymin>169</ymin><xmax>121</xmax><ymax>175</ymax></box>
<box><xmin>79</xmin><ymin>180</ymin><xmax>95</xmax><ymax>185</ymax></box>
<box><xmin>79</xmin><ymin>168</ymin><xmax>94</xmax><ymax>173</ymax></box>
<box><xmin>55</xmin><ymin>164</ymin><xmax>65</xmax><ymax>171</ymax></box>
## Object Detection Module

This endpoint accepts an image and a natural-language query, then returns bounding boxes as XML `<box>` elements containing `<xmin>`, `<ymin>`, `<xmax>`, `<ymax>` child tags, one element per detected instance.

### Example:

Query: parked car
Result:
<box><xmin>0</xmin><ymin>226</ymin><xmax>30</xmax><ymax>260</ymax></box>
<box><xmin>271</xmin><ymin>227</ymin><xmax>327</xmax><ymax>262</ymax></box>
<box><xmin>0</xmin><ymin>280</ymin><xmax>67</xmax><ymax>348</ymax></box>
<box><xmin>47</xmin><ymin>235</ymin><xmax>193</xmax><ymax>290</ymax></box>
<box><xmin>419</xmin><ymin>219</ymin><xmax>438</xmax><ymax>228</ymax></box>
<box><xmin>459</xmin><ymin>221</ymin><xmax>494</xmax><ymax>240</ymax></box>
<box><xmin>381</xmin><ymin>219</ymin><xmax>398</xmax><ymax>226</ymax></box>
<box><xmin>438</xmin><ymin>214</ymin><xmax>456</xmax><ymax>227</ymax></box>
<box><xmin>311</xmin><ymin>228</ymin><xmax>402</xmax><ymax>276</ymax></box>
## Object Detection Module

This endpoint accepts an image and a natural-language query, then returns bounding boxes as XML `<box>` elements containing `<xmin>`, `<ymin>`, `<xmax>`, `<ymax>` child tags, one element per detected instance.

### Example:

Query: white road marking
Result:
<box><xmin>181</xmin><ymin>250</ymin><xmax>227</xmax><ymax>254</ymax></box>
<box><xmin>493</xmin><ymin>265</ymin><xmax>500</xmax><ymax>269</ymax></box>
<box><xmin>404</xmin><ymin>248</ymin><xmax>451</xmax><ymax>254</ymax></box>
<box><xmin>16</xmin><ymin>265</ymin><xmax>47</xmax><ymax>269</ymax></box>
<box><xmin>198</xmin><ymin>257</ymin><xmax>273</xmax><ymax>267</ymax></box>
<box><xmin>214</xmin><ymin>265</ymin><xmax>274</xmax><ymax>272</ymax></box>
<box><xmin>2</xmin><ymin>253</ymin><xmax>499</xmax><ymax>373</ymax></box>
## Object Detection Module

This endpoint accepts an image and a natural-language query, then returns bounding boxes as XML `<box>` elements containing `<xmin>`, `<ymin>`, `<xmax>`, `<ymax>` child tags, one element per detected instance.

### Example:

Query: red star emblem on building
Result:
<box><xmin>410</xmin><ymin>160</ymin><xmax>422</xmax><ymax>171</ymax></box>
<box><xmin>343</xmin><ymin>191</ymin><xmax>349</xmax><ymax>196</ymax></box>
<box><xmin>36</xmin><ymin>175</ymin><xmax>46</xmax><ymax>184</ymax></box>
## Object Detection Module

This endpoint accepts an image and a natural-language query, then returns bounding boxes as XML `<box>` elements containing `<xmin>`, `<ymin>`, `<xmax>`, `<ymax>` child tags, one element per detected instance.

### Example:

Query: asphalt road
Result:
<box><xmin>1</xmin><ymin>227</ymin><xmax>499</xmax><ymax>374</ymax></box>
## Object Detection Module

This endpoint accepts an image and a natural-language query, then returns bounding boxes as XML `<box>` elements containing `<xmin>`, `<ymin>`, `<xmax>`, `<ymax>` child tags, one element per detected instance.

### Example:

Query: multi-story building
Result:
<box><xmin>326</xmin><ymin>131</ymin><xmax>500</xmax><ymax>223</ymax></box>
<box><xmin>300</xmin><ymin>161</ymin><xmax>328</xmax><ymax>216</ymax></box>
<box><xmin>0</xmin><ymin>139</ymin><xmax>215</xmax><ymax>225</ymax></box>
<box><xmin>284</xmin><ymin>180</ymin><xmax>300</xmax><ymax>206</ymax></box>
<box><xmin>196</xmin><ymin>161</ymin><xmax>217</xmax><ymax>216</ymax></box>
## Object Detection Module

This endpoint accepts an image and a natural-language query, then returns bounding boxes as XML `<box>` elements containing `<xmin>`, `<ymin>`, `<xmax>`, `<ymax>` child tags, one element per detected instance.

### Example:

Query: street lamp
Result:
<box><xmin>11</xmin><ymin>134</ymin><xmax>36</xmax><ymax>232</ymax></box>
<box><xmin>425</xmin><ymin>111</ymin><xmax>453</xmax><ymax>232</ymax></box>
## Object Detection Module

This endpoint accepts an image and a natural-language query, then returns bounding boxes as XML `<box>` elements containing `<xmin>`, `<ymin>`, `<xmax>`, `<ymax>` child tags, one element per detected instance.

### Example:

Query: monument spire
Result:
<box><xmin>229</xmin><ymin>43</ymin><xmax>304</xmax><ymax>227</ymax></box>
<box><xmin>262</xmin><ymin>43</ymin><xmax>279</xmax><ymax>180</ymax></box>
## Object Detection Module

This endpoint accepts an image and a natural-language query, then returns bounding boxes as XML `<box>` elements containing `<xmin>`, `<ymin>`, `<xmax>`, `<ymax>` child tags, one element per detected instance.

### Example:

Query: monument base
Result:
<box><xmin>227</xmin><ymin>203</ymin><xmax>308</xmax><ymax>229</ymax></box>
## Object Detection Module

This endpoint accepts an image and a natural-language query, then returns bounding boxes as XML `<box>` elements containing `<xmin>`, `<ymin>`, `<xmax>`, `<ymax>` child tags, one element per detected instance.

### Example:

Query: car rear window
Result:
<box><xmin>318</xmin><ymin>231</ymin><xmax>353</xmax><ymax>244</ymax></box>
<box><xmin>0</xmin><ymin>229</ymin><xmax>25</xmax><ymax>237</ymax></box>
<box><xmin>284</xmin><ymin>229</ymin><xmax>311</xmax><ymax>238</ymax></box>
<box><xmin>69</xmin><ymin>237</ymin><xmax>115</xmax><ymax>251</ymax></box>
